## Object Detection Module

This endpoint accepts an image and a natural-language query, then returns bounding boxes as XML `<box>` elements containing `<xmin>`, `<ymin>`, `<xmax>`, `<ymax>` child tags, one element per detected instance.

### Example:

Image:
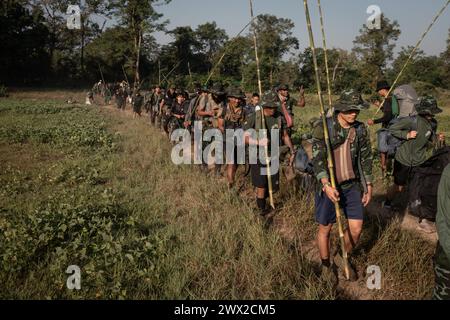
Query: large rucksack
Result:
<box><xmin>408</xmin><ymin>146</ymin><xmax>450</xmax><ymax>221</ymax></box>
<box><xmin>393</xmin><ymin>84</ymin><xmax>418</xmax><ymax>118</ymax></box>
<box><xmin>378</xmin><ymin>116</ymin><xmax>418</xmax><ymax>157</ymax></box>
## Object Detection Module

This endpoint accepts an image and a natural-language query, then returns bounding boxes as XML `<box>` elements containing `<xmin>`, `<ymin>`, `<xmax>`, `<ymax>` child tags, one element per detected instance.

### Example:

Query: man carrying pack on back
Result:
<box><xmin>217</xmin><ymin>87</ymin><xmax>248</xmax><ymax>189</ymax></box>
<box><xmin>276</xmin><ymin>84</ymin><xmax>306</xmax><ymax>138</ymax></box>
<box><xmin>312</xmin><ymin>90</ymin><xmax>373</xmax><ymax>283</ymax></box>
<box><xmin>243</xmin><ymin>92</ymin><xmax>296</xmax><ymax>216</ymax></box>
<box><xmin>384</xmin><ymin>96</ymin><xmax>445</xmax><ymax>231</ymax></box>
<box><xmin>367</xmin><ymin>80</ymin><xmax>399</xmax><ymax>176</ymax></box>
<box><xmin>149</xmin><ymin>85</ymin><xmax>164</xmax><ymax>126</ymax></box>
<box><xmin>197</xmin><ymin>83</ymin><xmax>227</xmax><ymax>175</ymax></box>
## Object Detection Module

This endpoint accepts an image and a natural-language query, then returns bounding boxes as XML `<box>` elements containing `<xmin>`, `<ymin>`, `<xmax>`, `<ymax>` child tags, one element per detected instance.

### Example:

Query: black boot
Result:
<box><xmin>256</xmin><ymin>198</ymin><xmax>270</xmax><ymax>216</ymax></box>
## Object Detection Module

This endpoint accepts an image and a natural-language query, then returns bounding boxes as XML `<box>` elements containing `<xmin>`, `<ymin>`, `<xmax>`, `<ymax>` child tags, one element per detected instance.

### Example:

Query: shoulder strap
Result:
<box><xmin>391</xmin><ymin>95</ymin><xmax>400</xmax><ymax>117</ymax></box>
<box><xmin>410</xmin><ymin>115</ymin><xmax>418</xmax><ymax>131</ymax></box>
<box><xmin>255</xmin><ymin>108</ymin><xmax>263</xmax><ymax>130</ymax></box>
<box><xmin>326</xmin><ymin>116</ymin><xmax>335</xmax><ymax>143</ymax></box>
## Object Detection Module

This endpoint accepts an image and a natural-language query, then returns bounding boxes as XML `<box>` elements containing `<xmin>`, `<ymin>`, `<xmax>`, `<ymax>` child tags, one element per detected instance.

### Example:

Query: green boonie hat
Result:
<box><xmin>334</xmin><ymin>89</ymin><xmax>369</xmax><ymax>112</ymax></box>
<box><xmin>415</xmin><ymin>95</ymin><xmax>443</xmax><ymax>115</ymax></box>
<box><xmin>260</xmin><ymin>92</ymin><xmax>279</xmax><ymax>108</ymax></box>
<box><xmin>210</xmin><ymin>83</ymin><xmax>225</xmax><ymax>96</ymax></box>
<box><xmin>175</xmin><ymin>88</ymin><xmax>185</xmax><ymax>96</ymax></box>
<box><xmin>227</xmin><ymin>87</ymin><xmax>245</xmax><ymax>99</ymax></box>
<box><xmin>276</xmin><ymin>84</ymin><xmax>289</xmax><ymax>91</ymax></box>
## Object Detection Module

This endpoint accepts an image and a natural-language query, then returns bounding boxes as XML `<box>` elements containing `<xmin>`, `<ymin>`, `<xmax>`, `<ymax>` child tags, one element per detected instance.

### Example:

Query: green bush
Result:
<box><xmin>0</xmin><ymin>190</ymin><xmax>165</xmax><ymax>298</ymax></box>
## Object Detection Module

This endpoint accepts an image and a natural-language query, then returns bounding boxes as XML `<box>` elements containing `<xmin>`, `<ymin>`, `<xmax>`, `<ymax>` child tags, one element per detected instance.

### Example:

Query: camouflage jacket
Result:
<box><xmin>311</xmin><ymin>115</ymin><xmax>373</xmax><ymax>188</ymax></box>
<box><xmin>219</xmin><ymin>103</ymin><xmax>246</xmax><ymax>130</ymax></box>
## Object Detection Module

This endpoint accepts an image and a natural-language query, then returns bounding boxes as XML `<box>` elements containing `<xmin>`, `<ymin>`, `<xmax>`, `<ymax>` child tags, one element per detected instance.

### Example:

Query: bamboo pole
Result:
<box><xmin>204</xmin><ymin>17</ymin><xmax>257</xmax><ymax>86</ymax></box>
<box><xmin>303</xmin><ymin>0</ymin><xmax>350</xmax><ymax>280</ymax></box>
<box><xmin>372</xmin><ymin>0</ymin><xmax>450</xmax><ymax>118</ymax></box>
<box><xmin>317</xmin><ymin>0</ymin><xmax>333</xmax><ymax>111</ymax></box>
<box><xmin>249</xmin><ymin>0</ymin><xmax>275</xmax><ymax>209</ymax></box>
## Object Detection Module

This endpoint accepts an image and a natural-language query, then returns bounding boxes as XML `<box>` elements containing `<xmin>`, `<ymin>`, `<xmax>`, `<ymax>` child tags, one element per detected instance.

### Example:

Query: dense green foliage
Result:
<box><xmin>2</xmin><ymin>1</ymin><xmax>450</xmax><ymax>93</ymax></box>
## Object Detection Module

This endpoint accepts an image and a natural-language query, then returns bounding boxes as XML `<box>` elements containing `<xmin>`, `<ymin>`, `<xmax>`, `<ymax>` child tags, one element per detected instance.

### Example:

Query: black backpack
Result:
<box><xmin>408</xmin><ymin>146</ymin><xmax>450</xmax><ymax>221</ymax></box>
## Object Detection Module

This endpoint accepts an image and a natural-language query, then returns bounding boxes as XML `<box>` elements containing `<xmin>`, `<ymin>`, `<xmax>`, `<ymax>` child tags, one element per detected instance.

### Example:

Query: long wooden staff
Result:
<box><xmin>249</xmin><ymin>0</ymin><xmax>275</xmax><ymax>209</ymax></box>
<box><xmin>372</xmin><ymin>0</ymin><xmax>450</xmax><ymax>118</ymax></box>
<box><xmin>317</xmin><ymin>0</ymin><xmax>333</xmax><ymax>111</ymax></box>
<box><xmin>303</xmin><ymin>0</ymin><xmax>350</xmax><ymax>280</ymax></box>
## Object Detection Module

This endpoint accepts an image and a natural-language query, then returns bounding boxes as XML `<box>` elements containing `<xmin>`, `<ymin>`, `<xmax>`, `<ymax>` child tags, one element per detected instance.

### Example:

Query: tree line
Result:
<box><xmin>1</xmin><ymin>0</ymin><xmax>450</xmax><ymax>94</ymax></box>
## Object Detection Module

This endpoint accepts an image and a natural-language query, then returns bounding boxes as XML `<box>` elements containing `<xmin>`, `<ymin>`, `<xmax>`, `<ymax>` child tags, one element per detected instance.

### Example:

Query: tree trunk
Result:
<box><xmin>332</xmin><ymin>57</ymin><xmax>341</xmax><ymax>87</ymax></box>
<box><xmin>134</xmin><ymin>28</ymin><xmax>142</xmax><ymax>90</ymax></box>
<box><xmin>80</xmin><ymin>15</ymin><xmax>85</xmax><ymax>75</ymax></box>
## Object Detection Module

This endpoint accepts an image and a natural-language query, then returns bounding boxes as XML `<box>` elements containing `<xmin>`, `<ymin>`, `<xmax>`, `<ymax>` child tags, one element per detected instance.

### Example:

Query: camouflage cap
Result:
<box><xmin>210</xmin><ymin>83</ymin><xmax>225</xmax><ymax>96</ymax></box>
<box><xmin>226</xmin><ymin>87</ymin><xmax>246</xmax><ymax>99</ymax></box>
<box><xmin>200</xmin><ymin>85</ymin><xmax>210</xmax><ymax>93</ymax></box>
<box><xmin>261</xmin><ymin>92</ymin><xmax>280</xmax><ymax>108</ymax></box>
<box><xmin>276</xmin><ymin>84</ymin><xmax>289</xmax><ymax>91</ymax></box>
<box><xmin>415</xmin><ymin>95</ymin><xmax>443</xmax><ymax>115</ymax></box>
<box><xmin>334</xmin><ymin>89</ymin><xmax>369</xmax><ymax>112</ymax></box>
<box><xmin>175</xmin><ymin>88</ymin><xmax>188</xmax><ymax>98</ymax></box>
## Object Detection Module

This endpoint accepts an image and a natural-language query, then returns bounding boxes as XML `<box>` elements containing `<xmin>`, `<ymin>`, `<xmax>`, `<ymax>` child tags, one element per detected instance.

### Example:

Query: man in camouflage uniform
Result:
<box><xmin>144</xmin><ymin>86</ymin><xmax>155</xmax><ymax>114</ymax></box>
<box><xmin>433</xmin><ymin>163</ymin><xmax>450</xmax><ymax>300</ymax></box>
<box><xmin>185</xmin><ymin>84</ymin><xmax>207</xmax><ymax>131</ymax></box>
<box><xmin>196</xmin><ymin>83</ymin><xmax>226</xmax><ymax>129</ymax></box>
<box><xmin>160</xmin><ymin>86</ymin><xmax>177</xmax><ymax>133</ymax></box>
<box><xmin>103</xmin><ymin>82</ymin><xmax>113</xmax><ymax>106</ymax></box>
<box><xmin>149</xmin><ymin>85</ymin><xmax>164</xmax><ymax>126</ymax></box>
<box><xmin>312</xmin><ymin>90</ymin><xmax>373</xmax><ymax>282</ymax></box>
<box><xmin>217</xmin><ymin>87</ymin><xmax>247</xmax><ymax>188</ymax></box>
<box><xmin>196</xmin><ymin>83</ymin><xmax>226</xmax><ymax>174</ymax></box>
<box><xmin>243</xmin><ymin>92</ymin><xmax>296</xmax><ymax>216</ymax></box>
<box><xmin>276</xmin><ymin>84</ymin><xmax>306</xmax><ymax>137</ymax></box>
<box><xmin>132</xmin><ymin>90</ymin><xmax>144</xmax><ymax>119</ymax></box>
<box><xmin>115</xmin><ymin>84</ymin><xmax>127</xmax><ymax>110</ymax></box>
<box><xmin>167</xmin><ymin>89</ymin><xmax>190</xmax><ymax>136</ymax></box>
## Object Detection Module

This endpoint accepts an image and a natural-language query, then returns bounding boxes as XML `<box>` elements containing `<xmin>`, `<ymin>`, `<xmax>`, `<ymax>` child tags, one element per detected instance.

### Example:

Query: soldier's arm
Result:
<box><xmin>373</xmin><ymin>100</ymin><xmax>393</xmax><ymax>124</ymax></box>
<box><xmin>243</xmin><ymin>115</ymin><xmax>258</xmax><ymax>145</ymax></box>
<box><xmin>437</xmin><ymin>167</ymin><xmax>450</xmax><ymax>259</ymax></box>
<box><xmin>388</xmin><ymin>118</ymin><xmax>413</xmax><ymax>140</ymax></box>
<box><xmin>311</xmin><ymin>125</ymin><xmax>329</xmax><ymax>182</ymax></box>
<box><xmin>359</xmin><ymin>124</ymin><xmax>374</xmax><ymax>185</ymax></box>
<box><xmin>297</xmin><ymin>97</ymin><xmax>305</xmax><ymax>108</ymax></box>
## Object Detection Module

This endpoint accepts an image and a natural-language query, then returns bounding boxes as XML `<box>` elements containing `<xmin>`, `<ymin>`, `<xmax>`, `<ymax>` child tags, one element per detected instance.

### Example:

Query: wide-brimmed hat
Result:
<box><xmin>276</xmin><ymin>84</ymin><xmax>289</xmax><ymax>91</ymax></box>
<box><xmin>376</xmin><ymin>80</ymin><xmax>391</xmax><ymax>92</ymax></box>
<box><xmin>415</xmin><ymin>95</ymin><xmax>443</xmax><ymax>115</ymax></box>
<box><xmin>261</xmin><ymin>92</ymin><xmax>280</xmax><ymax>109</ymax></box>
<box><xmin>175</xmin><ymin>89</ymin><xmax>188</xmax><ymax>98</ymax></box>
<box><xmin>210</xmin><ymin>83</ymin><xmax>225</xmax><ymax>96</ymax></box>
<box><xmin>227</xmin><ymin>87</ymin><xmax>246</xmax><ymax>99</ymax></box>
<box><xmin>334</xmin><ymin>89</ymin><xmax>369</xmax><ymax>112</ymax></box>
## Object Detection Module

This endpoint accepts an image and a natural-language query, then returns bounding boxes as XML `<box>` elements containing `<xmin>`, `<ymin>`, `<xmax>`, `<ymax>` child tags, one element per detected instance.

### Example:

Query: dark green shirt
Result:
<box><xmin>437</xmin><ymin>164</ymin><xmax>450</xmax><ymax>260</ymax></box>
<box><xmin>243</xmin><ymin>109</ymin><xmax>284</xmax><ymax>156</ymax></box>
<box><xmin>389</xmin><ymin>116</ymin><xmax>435</xmax><ymax>167</ymax></box>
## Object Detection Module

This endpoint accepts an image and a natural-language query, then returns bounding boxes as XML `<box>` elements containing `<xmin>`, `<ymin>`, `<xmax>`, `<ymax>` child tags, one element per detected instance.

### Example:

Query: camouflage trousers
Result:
<box><xmin>433</xmin><ymin>243</ymin><xmax>450</xmax><ymax>300</ymax></box>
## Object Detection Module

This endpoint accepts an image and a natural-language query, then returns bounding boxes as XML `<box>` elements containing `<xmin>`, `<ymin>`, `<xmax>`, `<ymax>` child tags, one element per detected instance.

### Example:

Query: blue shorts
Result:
<box><xmin>315</xmin><ymin>184</ymin><xmax>364</xmax><ymax>225</ymax></box>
